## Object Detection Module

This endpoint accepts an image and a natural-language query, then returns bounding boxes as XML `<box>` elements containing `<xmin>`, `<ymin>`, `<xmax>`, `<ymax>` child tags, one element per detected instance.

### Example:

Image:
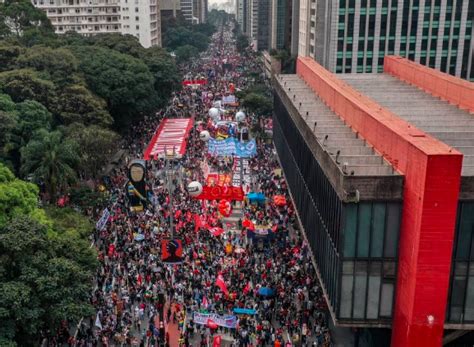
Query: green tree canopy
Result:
<box><xmin>56</xmin><ymin>84</ymin><xmax>113</xmax><ymax>127</ymax></box>
<box><xmin>175</xmin><ymin>44</ymin><xmax>200</xmax><ymax>63</ymax></box>
<box><xmin>16</xmin><ymin>46</ymin><xmax>80</xmax><ymax>86</ymax></box>
<box><xmin>242</xmin><ymin>92</ymin><xmax>273</xmax><ymax>115</ymax></box>
<box><xmin>0</xmin><ymin>68</ymin><xmax>57</xmax><ymax>109</ymax></box>
<box><xmin>0</xmin><ymin>216</ymin><xmax>96</xmax><ymax>345</ymax></box>
<box><xmin>71</xmin><ymin>46</ymin><xmax>157</xmax><ymax>128</ymax></box>
<box><xmin>64</xmin><ymin>123</ymin><xmax>120</xmax><ymax>178</ymax></box>
<box><xmin>0</xmin><ymin>42</ymin><xmax>23</xmax><ymax>72</ymax></box>
<box><xmin>21</xmin><ymin>129</ymin><xmax>79</xmax><ymax>201</ymax></box>
<box><xmin>0</xmin><ymin>163</ymin><xmax>39</xmax><ymax>225</ymax></box>
<box><xmin>0</xmin><ymin>0</ymin><xmax>55</xmax><ymax>42</ymax></box>
<box><xmin>236</xmin><ymin>34</ymin><xmax>249</xmax><ymax>53</ymax></box>
<box><xmin>15</xmin><ymin>100</ymin><xmax>52</xmax><ymax>143</ymax></box>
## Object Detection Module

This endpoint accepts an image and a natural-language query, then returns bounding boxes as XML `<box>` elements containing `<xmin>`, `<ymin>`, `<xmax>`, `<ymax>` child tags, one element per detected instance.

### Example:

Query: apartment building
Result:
<box><xmin>32</xmin><ymin>0</ymin><xmax>161</xmax><ymax>47</ymax></box>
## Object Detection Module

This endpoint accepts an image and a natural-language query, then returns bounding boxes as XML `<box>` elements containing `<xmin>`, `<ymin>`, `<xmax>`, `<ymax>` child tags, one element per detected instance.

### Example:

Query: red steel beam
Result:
<box><xmin>384</xmin><ymin>55</ymin><xmax>474</xmax><ymax>113</ymax></box>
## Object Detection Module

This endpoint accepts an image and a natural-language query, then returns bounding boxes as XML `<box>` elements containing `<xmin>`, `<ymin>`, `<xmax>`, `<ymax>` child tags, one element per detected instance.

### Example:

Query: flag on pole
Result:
<box><xmin>202</xmin><ymin>296</ymin><xmax>209</xmax><ymax>309</ymax></box>
<box><xmin>243</xmin><ymin>281</ymin><xmax>251</xmax><ymax>295</ymax></box>
<box><xmin>209</xmin><ymin>227</ymin><xmax>225</xmax><ymax>237</ymax></box>
<box><xmin>95</xmin><ymin>314</ymin><xmax>103</xmax><ymax>330</ymax></box>
<box><xmin>213</xmin><ymin>335</ymin><xmax>222</xmax><ymax>347</ymax></box>
<box><xmin>215</xmin><ymin>274</ymin><xmax>228</xmax><ymax>296</ymax></box>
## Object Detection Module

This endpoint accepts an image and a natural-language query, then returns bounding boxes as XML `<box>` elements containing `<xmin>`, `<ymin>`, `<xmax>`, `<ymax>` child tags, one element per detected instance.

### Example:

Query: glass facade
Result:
<box><xmin>273</xmin><ymin>94</ymin><xmax>401</xmax><ymax>323</ymax></box>
<box><xmin>273</xmin><ymin>94</ymin><xmax>342</xmax><ymax>311</ymax></box>
<box><xmin>339</xmin><ymin>203</ymin><xmax>400</xmax><ymax>321</ymax></box>
<box><xmin>335</xmin><ymin>0</ymin><xmax>473</xmax><ymax>80</ymax></box>
<box><xmin>447</xmin><ymin>202</ymin><xmax>474</xmax><ymax>324</ymax></box>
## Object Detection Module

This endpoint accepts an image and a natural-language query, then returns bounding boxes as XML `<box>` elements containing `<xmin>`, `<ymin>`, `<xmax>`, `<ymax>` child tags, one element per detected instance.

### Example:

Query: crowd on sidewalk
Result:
<box><xmin>72</xmin><ymin>23</ymin><xmax>332</xmax><ymax>347</ymax></box>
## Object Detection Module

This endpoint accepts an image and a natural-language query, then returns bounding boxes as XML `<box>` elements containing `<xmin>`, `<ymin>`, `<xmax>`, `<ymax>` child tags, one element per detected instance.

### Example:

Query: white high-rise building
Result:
<box><xmin>121</xmin><ymin>0</ymin><xmax>160</xmax><ymax>47</ymax></box>
<box><xmin>32</xmin><ymin>0</ymin><xmax>161</xmax><ymax>48</ymax></box>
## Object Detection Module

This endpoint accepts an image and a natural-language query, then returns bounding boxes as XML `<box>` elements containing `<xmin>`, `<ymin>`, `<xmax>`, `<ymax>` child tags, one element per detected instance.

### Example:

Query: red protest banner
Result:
<box><xmin>193</xmin><ymin>186</ymin><xmax>244</xmax><ymax>201</ymax></box>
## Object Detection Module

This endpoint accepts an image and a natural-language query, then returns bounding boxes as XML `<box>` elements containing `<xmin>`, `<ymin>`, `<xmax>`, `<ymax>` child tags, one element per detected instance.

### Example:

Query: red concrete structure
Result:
<box><xmin>384</xmin><ymin>56</ymin><xmax>474</xmax><ymax>113</ymax></box>
<box><xmin>296</xmin><ymin>56</ymin><xmax>463</xmax><ymax>347</ymax></box>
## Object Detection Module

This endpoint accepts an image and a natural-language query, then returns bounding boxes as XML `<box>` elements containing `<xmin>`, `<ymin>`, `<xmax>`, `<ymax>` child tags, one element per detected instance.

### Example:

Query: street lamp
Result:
<box><xmin>160</xmin><ymin>146</ymin><xmax>179</xmax><ymax>239</ymax></box>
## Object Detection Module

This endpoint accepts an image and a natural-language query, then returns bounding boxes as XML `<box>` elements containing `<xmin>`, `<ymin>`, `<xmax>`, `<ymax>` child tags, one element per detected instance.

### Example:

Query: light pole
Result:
<box><xmin>161</xmin><ymin>146</ymin><xmax>179</xmax><ymax>239</ymax></box>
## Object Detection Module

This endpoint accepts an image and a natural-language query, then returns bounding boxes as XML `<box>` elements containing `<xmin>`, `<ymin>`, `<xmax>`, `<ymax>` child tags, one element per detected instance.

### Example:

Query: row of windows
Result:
<box><xmin>273</xmin><ymin>95</ymin><xmax>341</xmax><ymax>311</ymax></box>
<box><xmin>343</xmin><ymin>203</ymin><xmax>400</xmax><ymax>259</ymax></box>
<box><xmin>448</xmin><ymin>202</ymin><xmax>474</xmax><ymax>324</ymax></box>
<box><xmin>339</xmin><ymin>260</ymin><xmax>396</xmax><ymax>320</ymax></box>
<box><xmin>337</xmin><ymin>49</ymin><xmax>460</xmax><ymax>59</ymax></box>
<box><xmin>336</xmin><ymin>0</ymin><xmax>473</xmax><ymax>79</ymax></box>
<box><xmin>273</xmin><ymin>93</ymin><xmax>401</xmax><ymax>323</ymax></box>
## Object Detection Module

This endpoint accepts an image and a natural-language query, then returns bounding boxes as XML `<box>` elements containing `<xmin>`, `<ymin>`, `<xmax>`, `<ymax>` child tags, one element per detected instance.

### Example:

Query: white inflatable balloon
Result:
<box><xmin>235</xmin><ymin>111</ymin><xmax>246</xmax><ymax>122</ymax></box>
<box><xmin>199</xmin><ymin>130</ymin><xmax>211</xmax><ymax>142</ymax></box>
<box><xmin>208</xmin><ymin>107</ymin><xmax>220</xmax><ymax>118</ymax></box>
<box><xmin>187</xmin><ymin>181</ymin><xmax>203</xmax><ymax>197</ymax></box>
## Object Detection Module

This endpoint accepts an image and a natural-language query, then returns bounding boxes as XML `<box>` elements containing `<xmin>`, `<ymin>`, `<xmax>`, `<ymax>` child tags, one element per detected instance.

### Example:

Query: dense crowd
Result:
<box><xmin>73</xmin><ymin>23</ymin><xmax>332</xmax><ymax>347</ymax></box>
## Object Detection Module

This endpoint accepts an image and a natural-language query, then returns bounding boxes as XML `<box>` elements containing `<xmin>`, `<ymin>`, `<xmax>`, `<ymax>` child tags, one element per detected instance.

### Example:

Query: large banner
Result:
<box><xmin>208</xmin><ymin>138</ymin><xmax>257</xmax><ymax>158</ymax></box>
<box><xmin>182</xmin><ymin>79</ymin><xmax>207</xmax><ymax>86</ymax></box>
<box><xmin>96</xmin><ymin>208</ymin><xmax>110</xmax><ymax>231</ymax></box>
<box><xmin>194</xmin><ymin>186</ymin><xmax>244</xmax><ymax>201</ymax></box>
<box><xmin>206</xmin><ymin>173</ymin><xmax>232</xmax><ymax>186</ymax></box>
<box><xmin>222</xmin><ymin>95</ymin><xmax>236</xmax><ymax>104</ymax></box>
<box><xmin>144</xmin><ymin>118</ymin><xmax>194</xmax><ymax>160</ymax></box>
<box><xmin>233</xmin><ymin>158</ymin><xmax>251</xmax><ymax>191</ymax></box>
<box><xmin>193</xmin><ymin>312</ymin><xmax>239</xmax><ymax>329</ymax></box>
<box><xmin>161</xmin><ymin>239</ymin><xmax>184</xmax><ymax>264</ymax></box>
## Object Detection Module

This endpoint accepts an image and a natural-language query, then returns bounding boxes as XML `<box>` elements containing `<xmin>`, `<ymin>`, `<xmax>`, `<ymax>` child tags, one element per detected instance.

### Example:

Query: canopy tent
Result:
<box><xmin>273</xmin><ymin>195</ymin><xmax>287</xmax><ymax>206</ymax></box>
<box><xmin>144</xmin><ymin>118</ymin><xmax>194</xmax><ymax>160</ymax></box>
<box><xmin>247</xmin><ymin>192</ymin><xmax>266</xmax><ymax>203</ymax></box>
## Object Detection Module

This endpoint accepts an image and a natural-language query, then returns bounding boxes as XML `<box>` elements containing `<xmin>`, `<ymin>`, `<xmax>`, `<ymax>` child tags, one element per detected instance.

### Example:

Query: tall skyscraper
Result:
<box><xmin>32</xmin><ymin>0</ymin><xmax>161</xmax><ymax>47</ymax></box>
<box><xmin>257</xmin><ymin>0</ymin><xmax>271</xmax><ymax>50</ymax></box>
<box><xmin>270</xmin><ymin>0</ymin><xmax>293</xmax><ymax>50</ymax></box>
<box><xmin>299</xmin><ymin>0</ymin><xmax>474</xmax><ymax>80</ymax></box>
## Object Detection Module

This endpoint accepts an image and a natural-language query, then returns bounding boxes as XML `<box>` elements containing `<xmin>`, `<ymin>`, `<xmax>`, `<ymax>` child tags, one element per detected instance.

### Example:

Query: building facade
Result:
<box><xmin>160</xmin><ymin>0</ymin><xmax>180</xmax><ymax>20</ymax></box>
<box><xmin>192</xmin><ymin>0</ymin><xmax>207</xmax><ymax>23</ymax></box>
<box><xmin>32</xmin><ymin>0</ymin><xmax>161</xmax><ymax>47</ymax></box>
<box><xmin>256</xmin><ymin>0</ymin><xmax>271</xmax><ymax>50</ymax></box>
<box><xmin>121</xmin><ymin>0</ymin><xmax>160</xmax><ymax>47</ymax></box>
<box><xmin>274</xmin><ymin>56</ymin><xmax>474</xmax><ymax>346</ymax></box>
<box><xmin>298</xmin><ymin>0</ymin><xmax>474</xmax><ymax>80</ymax></box>
<box><xmin>179</xmin><ymin>0</ymin><xmax>194</xmax><ymax>22</ymax></box>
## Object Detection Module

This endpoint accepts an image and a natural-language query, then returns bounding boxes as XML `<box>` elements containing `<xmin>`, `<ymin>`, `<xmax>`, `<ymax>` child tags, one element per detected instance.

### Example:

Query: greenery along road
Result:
<box><xmin>0</xmin><ymin>1</ymin><xmax>225</xmax><ymax>346</ymax></box>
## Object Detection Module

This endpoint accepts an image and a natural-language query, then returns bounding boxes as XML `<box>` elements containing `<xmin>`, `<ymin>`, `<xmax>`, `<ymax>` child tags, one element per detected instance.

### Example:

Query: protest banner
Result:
<box><xmin>193</xmin><ymin>312</ymin><xmax>238</xmax><ymax>329</ymax></box>
<box><xmin>208</xmin><ymin>138</ymin><xmax>257</xmax><ymax>158</ymax></box>
<box><xmin>96</xmin><ymin>208</ymin><xmax>110</xmax><ymax>231</ymax></box>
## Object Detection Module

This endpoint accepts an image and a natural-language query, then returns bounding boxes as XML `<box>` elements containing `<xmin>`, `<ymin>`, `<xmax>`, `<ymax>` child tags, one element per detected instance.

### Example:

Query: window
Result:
<box><xmin>135</xmin><ymin>7</ymin><xmax>139</xmax><ymax>12</ymax></box>
<box><xmin>136</xmin><ymin>24</ymin><xmax>139</xmax><ymax>29</ymax></box>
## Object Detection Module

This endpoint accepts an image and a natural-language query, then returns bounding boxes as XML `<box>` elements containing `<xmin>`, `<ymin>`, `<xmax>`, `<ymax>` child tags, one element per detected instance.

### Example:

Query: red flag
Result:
<box><xmin>243</xmin><ymin>282</ymin><xmax>251</xmax><ymax>295</ymax></box>
<box><xmin>242</xmin><ymin>219</ymin><xmax>255</xmax><ymax>231</ymax></box>
<box><xmin>209</xmin><ymin>227</ymin><xmax>225</xmax><ymax>237</ymax></box>
<box><xmin>213</xmin><ymin>335</ymin><xmax>222</xmax><ymax>347</ymax></box>
<box><xmin>202</xmin><ymin>296</ymin><xmax>209</xmax><ymax>309</ymax></box>
<box><xmin>215</xmin><ymin>274</ymin><xmax>228</xmax><ymax>295</ymax></box>
<box><xmin>194</xmin><ymin>213</ymin><xmax>202</xmax><ymax>232</ymax></box>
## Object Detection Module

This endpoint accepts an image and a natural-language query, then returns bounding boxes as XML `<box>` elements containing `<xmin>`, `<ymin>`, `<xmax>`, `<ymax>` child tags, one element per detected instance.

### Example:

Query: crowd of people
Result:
<box><xmin>73</xmin><ymin>23</ymin><xmax>332</xmax><ymax>347</ymax></box>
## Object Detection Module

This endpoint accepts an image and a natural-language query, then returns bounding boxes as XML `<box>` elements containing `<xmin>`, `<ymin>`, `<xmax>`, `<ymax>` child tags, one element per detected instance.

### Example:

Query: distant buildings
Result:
<box><xmin>32</xmin><ymin>0</ymin><xmax>161</xmax><ymax>47</ymax></box>
<box><xmin>32</xmin><ymin>0</ymin><xmax>208</xmax><ymax>48</ymax></box>
<box><xmin>298</xmin><ymin>0</ymin><xmax>474</xmax><ymax>80</ymax></box>
<box><xmin>236</xmin><ymin>0</ymin><xmax>299</xmax><ymax>53</ymax></box>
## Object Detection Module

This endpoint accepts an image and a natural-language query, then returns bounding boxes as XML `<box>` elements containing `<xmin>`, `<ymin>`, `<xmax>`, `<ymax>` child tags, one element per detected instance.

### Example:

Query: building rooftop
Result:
<box><xmin>280</xmin><ymin>74</ymin><xmax>398</xmax><ymax>177</ymax></box>
<box><xmin>339</xmin><ymin>73</ymin><xmax>474</xmax><ymax>176</ymax></box>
